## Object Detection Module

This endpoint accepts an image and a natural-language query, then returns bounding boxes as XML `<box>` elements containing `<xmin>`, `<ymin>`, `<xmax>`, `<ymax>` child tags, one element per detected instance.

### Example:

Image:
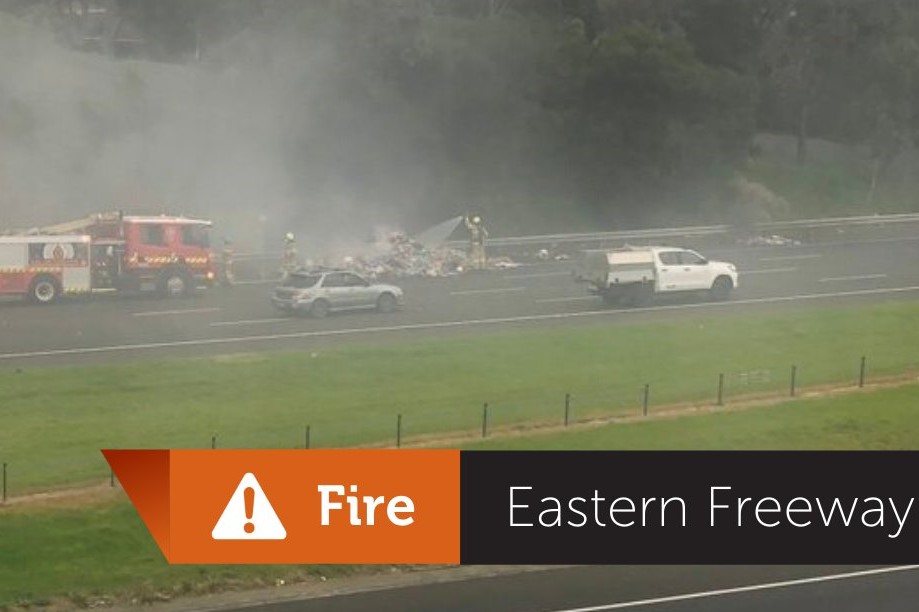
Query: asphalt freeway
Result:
<box><xmin>170</xmin><ymin>565</ymin><xmax>919</xmax><ymax>612</ymax></box>
<box><xmin>1</xmin><ymin>237</ymin><xmax>919</xmax><ymax>367</ymax></box>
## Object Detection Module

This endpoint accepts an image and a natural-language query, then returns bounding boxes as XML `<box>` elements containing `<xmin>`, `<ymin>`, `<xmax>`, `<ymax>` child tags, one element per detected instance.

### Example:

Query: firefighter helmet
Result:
<box><xmin>285</xmin><ymin>232</ymin><xmax>295</xmax><ymax>242</ymax></box>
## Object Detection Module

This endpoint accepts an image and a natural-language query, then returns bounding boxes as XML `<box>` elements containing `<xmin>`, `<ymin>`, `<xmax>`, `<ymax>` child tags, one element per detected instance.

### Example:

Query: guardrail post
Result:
<box><xmin>396</xmin><ymin>414</ymin><xmax>402</xmax><ymax>448</ymax></box>
<box><xmin>717</xmin><ymin>373</ymin><xmax>724</xmax><ymax>406</ymax></box>
<box><xmin>642</xmin><ymin>384</ymin><xmax>650</xmax><ymax>416</ymax></box>
<box><xmin>790</xmin><ymin>365</ymin><xmax>797</xmax><ymax>397</ymax></box>
<box><xmin>482</xmin><ymin>403</ymin><xmax>489</xmax><ymax>438</ymax></box>
<box><xmin>305</xmin><ymin>425</ymin><xmax>311</xmax><ymax>450</ymax></box>
<box><xmin>564</xmin><ymin>393</ymin><xmax>571</xmax><ymax>427</ymax></box>
<box><xmin>859</xmin><ymin>356</ymin><xmax>866</xmax><ymax>388</ymax></box>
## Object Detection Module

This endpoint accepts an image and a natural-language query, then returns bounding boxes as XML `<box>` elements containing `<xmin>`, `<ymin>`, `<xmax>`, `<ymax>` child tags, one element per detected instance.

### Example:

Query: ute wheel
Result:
<box><xmin>710</xmin><ymin>276</ymin><xmax>733</xmax><ymax>302</ymax></box>
<box><xmin>159</xmin><ymin>271</ymin><xmax>191</xmax><ymax>298</ymax></box>
<box><xmin>629</xmin><ymin>283</ymin><xmax>653</xmax><ymax>307</ymax></box>
<box><xmin>310</xmin><ymin>299</ymin><xmax>330</xmax><ymax>319</ymax></box>
<box><xmin>28</xmin><ymin>275</ymin><xmax>61</xmax><ymax>304</ymax></box>
<box><xmin>377</xmin><ymin>293</ymin><xmax>397</xmax><ymax>314</ymax></box>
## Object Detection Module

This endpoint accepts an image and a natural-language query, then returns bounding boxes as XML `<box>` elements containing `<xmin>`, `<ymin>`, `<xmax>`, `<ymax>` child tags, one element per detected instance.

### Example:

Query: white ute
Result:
<box><xmin>575</xmin><ymin>246</ymin><xmax>738</xmax><ymax>306</ymax></box>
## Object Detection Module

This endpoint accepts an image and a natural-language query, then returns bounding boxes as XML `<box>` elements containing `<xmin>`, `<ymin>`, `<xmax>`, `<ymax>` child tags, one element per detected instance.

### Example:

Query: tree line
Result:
<box><xmin>5</xmin><ymin>0</ymin><xmax>919</xmax><ymax>231</ymax></box>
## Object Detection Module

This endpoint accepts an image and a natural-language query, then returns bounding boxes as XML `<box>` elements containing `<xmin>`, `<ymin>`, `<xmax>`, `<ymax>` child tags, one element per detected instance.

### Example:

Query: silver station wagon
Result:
<box><xmin>271</xmin><ymin>269</ymin><xmax>404</xmax><ymax>318</ymax></box>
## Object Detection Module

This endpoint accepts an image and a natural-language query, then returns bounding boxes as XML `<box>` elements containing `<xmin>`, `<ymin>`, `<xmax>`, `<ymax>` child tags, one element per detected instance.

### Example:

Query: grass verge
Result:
<box><xmin>2</xmin><ymin>300</ymin><xmax>919</xmax><ymax>493</ymax></box>
<box><xmin>465</xmin><ymin>380</ymin><xmax>919</xmax><ymax>451</ymax></box>
<box><xmin>0</xmin><ymin>501</ymin><xmax>377</xmax><ymax>609</ymax></box>
<box><xmin>2</xmin><ymin>381</ymin><xmax>918</xmax><ymax>607</ymax></box>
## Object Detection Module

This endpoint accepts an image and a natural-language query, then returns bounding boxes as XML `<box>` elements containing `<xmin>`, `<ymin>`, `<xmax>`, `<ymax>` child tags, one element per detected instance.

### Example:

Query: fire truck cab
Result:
<box><xmin>93</xmin><ymin>214</ymin><xmax>215</xmax><ymax>296</ymax></box>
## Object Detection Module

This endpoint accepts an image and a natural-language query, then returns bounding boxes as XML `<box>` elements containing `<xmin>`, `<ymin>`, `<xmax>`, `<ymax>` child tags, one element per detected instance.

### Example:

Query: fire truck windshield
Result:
<box><xmin>182</xmin><ymin>225</ymin><xmax>210</xmax><ymax>248</ymax></box>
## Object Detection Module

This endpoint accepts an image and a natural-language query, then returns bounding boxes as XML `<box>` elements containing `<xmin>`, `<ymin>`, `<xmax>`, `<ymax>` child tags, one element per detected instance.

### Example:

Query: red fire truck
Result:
<box><xmin>0</xmin><ymin>212</ymin><xmax>217</xmax><ymax>304</ymax></box>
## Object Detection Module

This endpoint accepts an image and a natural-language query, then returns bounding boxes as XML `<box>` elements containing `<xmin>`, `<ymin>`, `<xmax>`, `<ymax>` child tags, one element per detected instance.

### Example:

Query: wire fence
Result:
<box><xmin>1</xmin><ymin>353</ymin><xmax>909</xmax><ymax>505</ymax></box>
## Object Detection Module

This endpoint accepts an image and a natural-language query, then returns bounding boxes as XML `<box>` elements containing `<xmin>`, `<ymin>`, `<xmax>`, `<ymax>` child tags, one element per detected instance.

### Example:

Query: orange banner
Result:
<box><xmin>103</xmin><ymin>449</ymin><xmax>460</xmax><ymax>564</ymax></box>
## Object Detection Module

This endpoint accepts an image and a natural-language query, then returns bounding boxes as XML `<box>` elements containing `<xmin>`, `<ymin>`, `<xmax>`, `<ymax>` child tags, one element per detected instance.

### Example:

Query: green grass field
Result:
<box><xmin>2</xmin><ymin>300</ymin><xmax>919</xmax><ymax>493</ymax></box>
<box><xmin>2</xmin><ymin>381</ymin><xmax>918</xmax><ymax>607</ymax></box>
<box><xmin>746</xmin><ymin>136</ymin><xmax>919</xmax><ymax>217</ymax></box>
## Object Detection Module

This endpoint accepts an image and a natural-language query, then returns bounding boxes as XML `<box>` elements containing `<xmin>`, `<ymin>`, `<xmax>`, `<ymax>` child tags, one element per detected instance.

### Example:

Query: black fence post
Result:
<box><xmin>482</xmin><ymin>403</ymin><xmax>489</xmax><ymax>438</ymax></box>
<box><xmin>642</xmin><ymin>384</ymin><xmax>650</xmax><ymax>417</ymax></box>
<box><xmin>211</xmin><ymin>435</ymin><xmax>217</xmax><ymax>450</ymax></box>
<box><xmin>110</xmin><ymin>468</ymin><xmax>115</xmax><ymax>488</ymax></box>
<box><xmin>859</xmin><ymin>356</ymin><xmax>867</xmax><ymax>388</ymax></box>
<box><xmin>305</xmin><ymin>425</ymin><xmax>311</xmax><ymax>450</ymax></box>
<box><xmin>790</xmin><ymin>365</ymin><xmax>797</xmax><ymax>397</ymax></box>
<box><xmin>396</xmin><ymin>414</ymin><xmax>402</xmax><ymax>448</ymax></box>
<box><xmin>564</xmin><ymin>393</ymin><xmax>571</xmax><ymax>427</ymax></box>
<box><xmin>717</xmin><ymin>373</ymin><xmax>725</xmax><ymax>406</ymax></box>
<box><xmin>2</xmin><ymin>462</ymin><xmax>6</xmax><ymax>503</ymax></box>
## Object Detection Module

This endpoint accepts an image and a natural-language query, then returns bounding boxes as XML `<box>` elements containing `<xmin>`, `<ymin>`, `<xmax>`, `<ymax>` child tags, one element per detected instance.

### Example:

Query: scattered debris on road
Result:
<box><xmin>334</xmin><ymin>218</ymin><xmax>523</xmax><ymax>279</ymax></box>
<box><xmin>739</xmin><ymin>234</ymin><xmax>801</xmax><ymax>247</ymax></box>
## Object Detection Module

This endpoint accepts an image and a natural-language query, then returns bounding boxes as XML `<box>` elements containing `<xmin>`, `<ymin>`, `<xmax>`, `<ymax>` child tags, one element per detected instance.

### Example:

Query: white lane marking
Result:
<box><xmin>230</xmin><ymin>279</ymin><xmax>281</xmax><ymax>286</ymax></box>
<box><xmin>211</xmin><ymin>318</ymin><xmax>289</xmax><ymax>327</ymax></box>
<box><xmin>4</xmin><ymin>285</ymin><xmax>919</xmax><ymax>360</ymax></box>
<box><xmin>535</xmin><ymin>296</ymin><xmax>598</xmax><ymax>303</ymax></box>
<box><xmin>760</xmin><ymin>253</ymin><xmax>823</xmax><ymax>261</ymax></box>
<box><xmin>450</xmin><ymin>286</ymin><xmax>527</xmax><ymax>296</ymax></box>
<box><xmin>544</xmin><ymin>565</ymin><xmax>919</xmax><ymax>612</ymax></box>
<box><xmin>819</xmin><ymin>274</ymin><xmax>888</xmax><ymax>283</ymax></box>
<box><xmin>739</xmin><ymin>267</ymin><xmax>797</xmax><ymax>275</ymax></box>
<box><xmin>504</xmin><ymin>272</ymin><xmax>573</xmax><ymax>280</ymax></box>
<box><xmin>132</xmin><ymin>307</ymin><xmax>222</xmax><ymax>317</ymax></box>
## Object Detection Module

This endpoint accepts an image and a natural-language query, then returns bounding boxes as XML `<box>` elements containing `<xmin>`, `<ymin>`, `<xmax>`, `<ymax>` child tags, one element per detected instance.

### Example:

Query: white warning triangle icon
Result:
<box><xmin>211</xmin><ymin>473</ymin><xmax>287</xmax><ymax>540</ymax></box>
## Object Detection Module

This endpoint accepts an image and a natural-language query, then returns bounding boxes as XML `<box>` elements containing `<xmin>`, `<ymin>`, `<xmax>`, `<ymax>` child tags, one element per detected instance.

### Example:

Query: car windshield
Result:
<box><xmin>283</xmin><ymin>274</ymin><xmax>321</xmax><ymax>289</ymax></box>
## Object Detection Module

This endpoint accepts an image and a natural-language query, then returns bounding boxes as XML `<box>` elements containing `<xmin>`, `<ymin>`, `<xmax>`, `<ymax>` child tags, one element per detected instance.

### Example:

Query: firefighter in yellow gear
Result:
<box><xmin>281</xmin><ymin>232</ymin><xmax>299</xmax><ymax>277</ymax></box>
<box><xmin>219</xmin><ymin>238</ymin><xmax>235</xmax><ymax>286</ymax></box>
<box><xmin>464</xmin><ymin>214</ymin><xmax>488</xmax><ymax>270</ymax></box>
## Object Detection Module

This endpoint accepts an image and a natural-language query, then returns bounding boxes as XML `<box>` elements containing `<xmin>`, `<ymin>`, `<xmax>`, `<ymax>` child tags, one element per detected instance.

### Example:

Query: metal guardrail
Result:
<box><xmin>444</xmin><ymin>213</ymin><xmax>919</xmax><ymax>249</ymax></box>
<box><xmin>444</xmin><ymin>224</ymin><xmax>726</xmax><ymax>248</ymax></box>
<box><xmin>233</xmin><ymin>212</ymin><xmax>919</xmax><ymax>263</ymax></box>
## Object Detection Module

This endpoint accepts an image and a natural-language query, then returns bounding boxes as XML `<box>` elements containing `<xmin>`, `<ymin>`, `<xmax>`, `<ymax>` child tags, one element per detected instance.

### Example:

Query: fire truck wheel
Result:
<box><xmin>28</xmin><ymin>275</ymin><xmax>61</xmax><ymax>304</ymax></box>
<box><xmin>159</xmin><ymin>271</ymin><xmax>191</xmax><ymax>298</ymax></box>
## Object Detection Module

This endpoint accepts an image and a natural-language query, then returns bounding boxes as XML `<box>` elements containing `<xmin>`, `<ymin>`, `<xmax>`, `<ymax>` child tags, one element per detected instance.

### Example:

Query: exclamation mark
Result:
<box><xmin>243</xmin><ymin>486</ymin><xmax>255</xmax><ymax>534</ymax></box>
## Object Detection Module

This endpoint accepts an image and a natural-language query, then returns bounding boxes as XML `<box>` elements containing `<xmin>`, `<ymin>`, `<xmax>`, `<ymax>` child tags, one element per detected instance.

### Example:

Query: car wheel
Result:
<box><xmin>710</xmin><ymin>276</ymin><xmax>733</xmax><ymax>302</ymax></box>
<box><xmin>28</xmin><ymin>275</ymin><xmax>60</xmax><ymax>304</ymax></box>
<box><xmin>310</xmin><ymin>299</ymin><xmax>330</xmax><ymax>318</ymax></box>
<box><xmin>377</xmin><ymin>293</ymin><xmax>397</xmax><ymax>313</ymax></box>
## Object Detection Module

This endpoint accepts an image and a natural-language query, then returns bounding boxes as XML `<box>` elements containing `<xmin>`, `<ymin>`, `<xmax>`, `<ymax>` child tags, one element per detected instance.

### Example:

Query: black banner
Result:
<box><xmin>459</xmin><ymin>451</ymin><xmax>919</xmax><ymax>564</ymax></box>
